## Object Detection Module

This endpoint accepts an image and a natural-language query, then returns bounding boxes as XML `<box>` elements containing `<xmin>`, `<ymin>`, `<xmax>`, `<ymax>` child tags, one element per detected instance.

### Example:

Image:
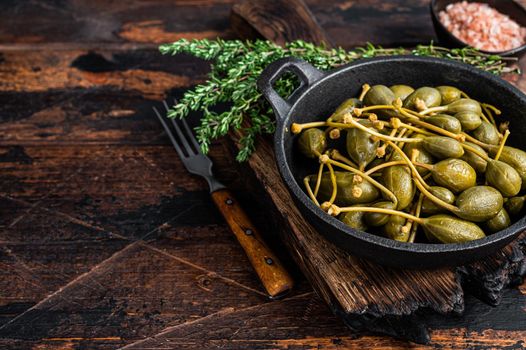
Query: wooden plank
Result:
<box><xmin>228</xmin><ymin>0</ymin><xmax>526</xmax><ymax>344</ymax></box>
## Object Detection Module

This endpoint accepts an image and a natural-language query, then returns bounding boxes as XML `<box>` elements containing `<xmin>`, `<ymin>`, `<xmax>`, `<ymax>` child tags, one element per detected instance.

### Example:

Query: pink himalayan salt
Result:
<box><xmin>439</xmin><ymin>1</ymin><xmax>526</xmax><ymax>52</ymax></box>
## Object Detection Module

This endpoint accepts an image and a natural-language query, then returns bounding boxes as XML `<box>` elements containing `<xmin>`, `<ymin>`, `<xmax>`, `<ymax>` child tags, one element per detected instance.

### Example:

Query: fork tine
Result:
<box><xmin>180</xmin><ymin>118</ymin><xmax>201</xmax><ymax>152</ymax></box>
<box><xmin>153</xmin><ymin>106</ymin><xmax>186</xmax><ymax>159</ymax></box>
<box><xmin>171</xmin><ymin>118</ymin><xmax>196</xmax><ymax>156</ymax></box>
<box><xmin>168</xmin><ymin>98</ymin><xmax>201</xmax><ymax>151</ymax></box>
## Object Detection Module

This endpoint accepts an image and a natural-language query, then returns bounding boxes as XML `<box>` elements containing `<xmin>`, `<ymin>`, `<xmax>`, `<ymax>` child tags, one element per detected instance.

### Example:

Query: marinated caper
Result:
<box><xmin>364</xmin><ymin>201</ymin><xmax>396</xmax><ymax>227</ymax></box>
<box><xmin>424</xmin><ymin>114</ymin><xmax>461</xmax><ymax>134</ymax></box>
<box><xmin>298</xmin><ymin>128</ymin><xmax>327</xmax><ymax>158</ymax></box>
<box><xmin>404</xmin><ymin>87</ymin><xmax>442</xmax><ymax>110</ymax></box>
<box><xmin>331</xmin><ymin>98</ymin><xmax>362</xmax><ymax>120</ymax></box>
<box><xmin>455</xmin><ymin>186</ymin><xmax>503</xmax><ymax>222</ymax></box>
<box><xmin>390</xmin><ymin>85</ymin><xmax>414</xmax><ymax>101</ymax></box>
<box><xmin>382</xmin><ymin>165</ymin><xmax>414</xmax><ymax>210</ymax></box>
<box><xmin>454</xmin><ymin>111</ymin><xmax>482</xmax><ymax>131</ymax></box>
<box><xmin>422</xmin><ymin>215</ymin><xmax>485</xmax><ymax>243</ymax></box>
<box><xmin>310</xmin><ymin>171</ymin><xmax>380</xmax><ymax>206</ymax></box>
<box><xmin>485</xmin><ymin>160</ymin><xmax>521</xmax><ymax>197</ymax></box>
<box><xmin>339</xmin><ymin>210</ymin><xmax>368</xmax><ymax>231</ymax></box>
<box><xmin>485</xmin><ymin>208</ymin><xmax>511</xmax><ymax>233</ymax></box>
<box><xmin>429</xmin><ymin>158</ymin><xmax>476</xmax><ymax>193</ymax></box>
<box><xmin>460</xmin><ymin>142</ymin><xmax>488</xmax><ymax>173</ymax></box>
<box><xmin>505</xmin><ymin>195</ymin><xmax>526</xmax><ymax>216</ymax></box>
<box><xmin>422</xmin><ymin>136</ymin><xmax>464</xmax><ymax>159</ymax></box>
<box><xmin>346</xmin><ymin>128</ymin><xmax>379</xmax><ymax>170</ymax></box>
<box><xmin>488</xmin><ymin>146</ymin><xmax>526</xmax><ymax>189</ymax></box>
<box><xmin>383</xmin><ymin>215</ymin><xmax>409</xmax><ymax>242</ymax></box>
<box><xmin>421</xmin><ymin>186</ymin><xmax>456</xmax><ymax>215</ymax></box>
<box><xmin>363</xmin><ymin>85</ymin><xmax>395</xmax><ymax>106</ymax></box>
<box><xmin>472</xmin><ymin>121</ymin><xmax>500</xmax><ymax>145</ymax></box>
<box><xmin>436</xmin><ymin>86</ymin><xmax>462</xmax><ymax>105</ymax></box>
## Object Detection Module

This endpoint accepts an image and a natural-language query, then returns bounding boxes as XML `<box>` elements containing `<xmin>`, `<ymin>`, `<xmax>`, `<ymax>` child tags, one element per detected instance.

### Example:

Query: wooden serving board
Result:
<box><xmin>229</xmin><ymin>0</ymin><xmax>526</xmax><ymax>343</ymax></box>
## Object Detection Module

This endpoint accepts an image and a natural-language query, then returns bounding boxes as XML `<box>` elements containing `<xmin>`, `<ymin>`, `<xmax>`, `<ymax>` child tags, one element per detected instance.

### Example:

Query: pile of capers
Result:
<box><xmin>293</xmin><ymin>84</ymin><xmax>526</xmax><ymax>244</ymax></box>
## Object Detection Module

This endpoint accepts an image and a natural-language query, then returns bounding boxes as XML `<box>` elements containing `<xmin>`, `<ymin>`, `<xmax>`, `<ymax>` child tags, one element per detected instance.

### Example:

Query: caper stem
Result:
<box><xmin>480</xmin><ymin>104</ymin><xmax>495</xmax><ymax>126</ymax></box>
<box><xmin>387</xmin><ymin>141</ymin><xmax>459</xmax><ymax>213</ymax></box>
<box><xmin>327</xmin><ymin>162</ymin><xmax>338</xmax><ymax>205</ymax></box>
<box><xmin>397</xmin><ymin>108</ymin><xmax>464</xmax><ymax>140</ymax></box>
<box><xmin>461</xmin><ymin>132</ymin><xmax>491</xmax><ymax>149</ymax></box>
<box><xmin>482</xmin><ymin>103</ymin><xmax>501</xmax><ymax>115</ymax></box>
<box><xmin>336</xmin><ymin>206</ymin><xmax>424</xmax><ymax>224</ymax></box>
<box><xmin>304</xmin><ymin>177</ymin><xmax>320</xmax><ymax>206</ymax></box>
<box><xmin>418</xmin><ymin>106</ymin><xmax>447</xmax><ymax>115</ymax></box>
<box><xmin>329</xmin><ymin>149</ymin><xmax>359</xmax><ymax>168</ymax></box>
<box><xmin>402</xmin><ymin>108</ymin><xmax>426</xmax><ymax>119</ymax></box>
<box><xmin>291</xmin><ymin>121</ymin><xmax>326</xmax><ymax>134</ymax></box>
<box><xmin>461</xmin><ymin>143</ymin><xmax>490</xmax><ymax>161</ymax></box>
<box><xmin>314</xmin><ymin>162</ymin><xmax>325</xmax><ymax>196</ymax></box>
<box><xmin>411</xmin><ymin>161</ymin><xmax>434</xmax><ymax>171</ymax></box>
<box><xmin>409</xmin><ymin>193</ymin><xmax>424</xmax><ymax>243</ymax></box>
<box><xmin>460</xmin><ymin>91</ymin><xmax>470</xmax><ymax>99</ymax></box>
<box><xmin>322</xmin><ymin>157</ymin><xmax>398</xmax><ymax>207</ymax></box>
<box><xmin>364</xmin><ymin>160</ymin><xmax>407</xmax><ymax>175</ymax></box>
<box><xmin>358</xmin><ymin>83</ymin><xmax>370</xmax><ymax>101</ymax></box>
<box><xmin>393</xmin><ymin>128</ymin><xmax>411</xmax><ymax>156</ymax></box>
<box><xmin>494</xmin><ymin>129</ymin><xmax>510</xmax><ymax>161</ymax></box>
<box><xmin>397</xmin><ymin>121</ymin><xmax>434</xmax><ymax>137</ymax></box>
<box><xmin>354</xmin><ymin>105</ymin><xmax>398</xmax><ymax>115</ymax></box>
<box><xmin>327</xmin><ymin>121</ymin><xmax>420</xmax><ymax>143</ymax></box>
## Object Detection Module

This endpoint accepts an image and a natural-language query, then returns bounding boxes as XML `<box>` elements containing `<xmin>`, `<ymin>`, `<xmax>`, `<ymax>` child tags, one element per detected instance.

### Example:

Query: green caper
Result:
<box><xmin>436</xmin><ymin>86</ymin><xmax>463</xmax><ymax>105</ymax></box>
<box><xmin>364</xmin><ymin>201</ymin><xmax>396</xmax><ymax>227</ymax></box>
<box><xmin>346</xmin><ymin>128</ymin><xmax>379</xmax><ymax>170</ymax></box>
<box><xmin>339</xmin><ymin>210</ymin><xmax>368</xmax><ymax>231</ymax></box>
<box><xmin>401</xmin><ymin>134</ymin><xmax>434</xmax><ymax>175</ymax></box>
<box><xmin>439</xmin><ymin>98</ymin><xmax>482</xmax><ymax>115</ymax></box>
<box><xmin>485</xmin><ymin>160</ymin><xmax>521</xmax><ymax>197</ymax></box>
<box><xmin>403</xmin><ymin>87</ymin><xmax>442</xmax><ymax>110</ymax></box>
<box><xmin>460</xmin><ymin>142</ymin><xmax>488</xmax><ymax>173</ymax></box>
<box><xmin>455</xmin><ymin>186</ymin><xmax>503</xmax><ymax>222</ymax></box>
<box><xmin>297</xmin><ymin>128</ymin><xmax>327</xmax><ymax>158</ymax></box>
<box><xmin>488</xmin><ymin>146</ymin><xmax>526</xmax><ymax>189</ymax></box>
<box><xmin>472</xmin><ymin>121</ymin><xmax>500</xmax><ymax>145</ymax></box>
<box><xmin>363</xmin><ymin>85</ymin><xmax>397</xmax><ymax>118</ymax></box>
<box><xmin>421</xmin><ymin>186</ymin><xmax>456</xmax><ymax>215</ymax></box>
<box><xmin>505</xmin><ymin>196</ymin><xmax>525</xmax><ymax>216</ymax></box>
<box><xmin>382</xmin><ymin>165</ymin><xmax>414</xmax><ymax>210</ymax></box>
<box><xmin>383</xmin><ymin>215</ymin><xmax>409</xmax><ymax>242</ymax></box>
<box><xmin>422</xmin><ymin>214</ymin><xmax>485</xmax><ymax>243</ymax></box>
<box><xmin>484</xmin><ymin>208</ymin><xmax>511</xmax><ymax>233</ymax></box>
<box><xmin>363</xmin><ymin>85</ymin><xmax>395</xmax><ymax>106</ymax></box>
<box><xmin>454</xmin><ymin>111</ymin><xmax>482</xmax><ymax>131</ymax></box>
<box><xmin>390</xmin><ymin>85</ymin><xmax>414</xmax><ymax>101</ymax></box>
<box><xmin>331</xmin><ymin>98</ymin><xmax>362</xmax><ymax>121</ymax></box>
<box><xmin>424</xmin><ymin>114</ymin><xmax>461</xmax><ymax>134</ymax></box>
<box><xmin>422</xmin><ymin>136</ymin><xmax>464</xmax><ymax>159</ymax></box>
<box><xmin>311</xmin><ymin>171</ymin><xmax>380</xmax><ymax>206</ymax></box>
<box><xmin>430</xmin><ymin>158</ymin><xmax>476</xmax><ymax>193</ymax></box>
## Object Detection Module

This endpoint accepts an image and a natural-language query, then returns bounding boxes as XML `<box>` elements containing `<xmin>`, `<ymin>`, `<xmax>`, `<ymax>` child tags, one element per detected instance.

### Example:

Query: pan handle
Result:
<box><xmin>257</xmin><ymin>57</ymin><xmax>325</xmax><ymax>121</ymax></box>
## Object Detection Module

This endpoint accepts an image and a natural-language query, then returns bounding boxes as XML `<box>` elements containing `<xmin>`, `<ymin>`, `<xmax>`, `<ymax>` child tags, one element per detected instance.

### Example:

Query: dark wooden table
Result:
<box><xmin>0</xmin><ymin>1</ymin><xmax>525</xmax><ymax>349</ymax></box>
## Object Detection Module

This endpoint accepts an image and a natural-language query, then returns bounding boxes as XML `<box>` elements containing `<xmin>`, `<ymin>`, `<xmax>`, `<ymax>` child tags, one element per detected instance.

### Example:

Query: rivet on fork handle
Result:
<box><xmin>211</xmin><ymin>188</ymin><xmax>294</xmax><ymax>299</ymax></box>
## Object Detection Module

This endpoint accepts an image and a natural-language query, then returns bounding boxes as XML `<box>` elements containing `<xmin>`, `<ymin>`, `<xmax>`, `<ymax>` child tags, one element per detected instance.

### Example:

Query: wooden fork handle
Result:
<box><xmin>211</xmin><ymin>189</ymin><xmax>294</xmax><ymax>298</ymax></box>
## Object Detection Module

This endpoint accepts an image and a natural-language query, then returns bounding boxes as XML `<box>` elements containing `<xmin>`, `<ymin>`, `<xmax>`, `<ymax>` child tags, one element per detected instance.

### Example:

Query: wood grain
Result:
<box><xmin>0</xmin><ymin>0</ymin><xmax>524</xmax><ymax>348</ymax></box>
<box><xmin>231</xmin><ymin>0</ymin><xmax>331</xmax><ymax>46</ymax></box>
<box><xmin>211</xmin><ymin>189</ymin><xmax>294</xmax><ymax>298</ymax></box>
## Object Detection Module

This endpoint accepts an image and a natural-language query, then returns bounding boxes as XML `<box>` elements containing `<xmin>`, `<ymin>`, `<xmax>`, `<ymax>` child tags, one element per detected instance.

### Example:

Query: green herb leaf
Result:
<box><xmin>160</xmin><ymin>39</ymin><xmax>519</xmax><ymax>161</ymax></box>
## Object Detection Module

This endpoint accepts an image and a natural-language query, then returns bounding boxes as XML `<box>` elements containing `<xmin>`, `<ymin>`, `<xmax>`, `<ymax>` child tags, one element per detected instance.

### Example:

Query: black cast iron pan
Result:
<box><xmin>257</xmin><ymin>56</ymin><xmax>526</xmax><ymax>268</ymax></box>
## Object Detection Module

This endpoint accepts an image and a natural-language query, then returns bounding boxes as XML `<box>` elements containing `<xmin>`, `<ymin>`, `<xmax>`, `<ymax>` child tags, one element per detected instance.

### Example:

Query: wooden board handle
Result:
<box><xmin>211</xmin><ymin>189</ymin><xmax>294</xmax><ymax>298</ymax></box>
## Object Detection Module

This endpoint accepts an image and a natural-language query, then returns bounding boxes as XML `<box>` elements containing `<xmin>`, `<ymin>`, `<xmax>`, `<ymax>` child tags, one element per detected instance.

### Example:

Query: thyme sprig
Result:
<box><xmin>160</xmin><ymin>39</ymin><xmax>519</xmax><ymax>161</ymax></box>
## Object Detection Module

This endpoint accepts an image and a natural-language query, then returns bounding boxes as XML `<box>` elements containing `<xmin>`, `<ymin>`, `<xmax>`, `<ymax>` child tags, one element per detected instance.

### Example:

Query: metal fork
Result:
<box><xmin>154</xmin><ymin>100</ymin><xmax>293</xmax><ymax>299</ymax></box>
